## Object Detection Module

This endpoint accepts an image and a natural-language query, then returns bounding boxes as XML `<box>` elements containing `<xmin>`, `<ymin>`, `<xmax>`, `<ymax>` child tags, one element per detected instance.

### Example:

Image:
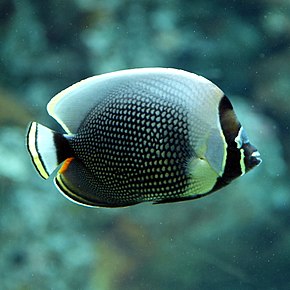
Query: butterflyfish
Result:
<box><xmin>26</xmin><ymin>68</ymin><xmax>261</xmax><ymax>207</ymax></box>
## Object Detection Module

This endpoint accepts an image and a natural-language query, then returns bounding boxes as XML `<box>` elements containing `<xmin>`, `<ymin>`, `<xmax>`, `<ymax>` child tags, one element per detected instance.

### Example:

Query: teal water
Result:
<box><xmin>1</xmin><ymin>0</ymin><xmax>290</xmax><ymax>289</ymax></box>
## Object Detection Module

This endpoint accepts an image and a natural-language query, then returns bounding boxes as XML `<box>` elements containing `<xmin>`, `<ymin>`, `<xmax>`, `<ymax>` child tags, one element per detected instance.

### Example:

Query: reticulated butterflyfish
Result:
<box><xmin>26</xmin><ymin>68</ymin><xmax>261</xmax><ymax>208</ymax></box>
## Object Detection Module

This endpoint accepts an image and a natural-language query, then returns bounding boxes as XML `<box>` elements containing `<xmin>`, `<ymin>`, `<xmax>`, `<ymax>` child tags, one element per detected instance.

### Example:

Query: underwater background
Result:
<box><xmin>1</xmin><ymin>0</ymin><xmax>290</xmax><ymax>289</ymax></box>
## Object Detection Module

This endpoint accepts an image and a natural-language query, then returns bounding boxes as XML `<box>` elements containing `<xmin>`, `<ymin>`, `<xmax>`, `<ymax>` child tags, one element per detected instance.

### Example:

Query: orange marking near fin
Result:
<box><xmin>59</xmin><ymin>157</ymin><xmax>74</xmax><ymax>174</ymax></box>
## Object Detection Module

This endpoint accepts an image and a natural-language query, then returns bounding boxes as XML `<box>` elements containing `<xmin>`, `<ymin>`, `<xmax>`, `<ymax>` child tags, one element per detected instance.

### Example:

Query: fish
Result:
<box><xmin>26</xmin><ymin>68</ymin><xmax>261</xmax><ymax>207</ymax></box>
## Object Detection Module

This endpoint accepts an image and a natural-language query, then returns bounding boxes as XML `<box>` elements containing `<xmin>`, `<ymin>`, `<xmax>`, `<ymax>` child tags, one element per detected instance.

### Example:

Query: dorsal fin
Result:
<box><xmin>47</xmin><ymin>68</ymin><xmax>216</xmax><ymax>134</ymax></box>
<box><xmin>47</xmin><ymin>75</ymin><xmax>109</xmax><ymax>134</ymax></box>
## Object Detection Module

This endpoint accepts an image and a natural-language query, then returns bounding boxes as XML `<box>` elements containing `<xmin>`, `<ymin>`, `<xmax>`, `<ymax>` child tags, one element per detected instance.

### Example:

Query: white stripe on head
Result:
<box><xmin>234</xmin><ymin>126</ymin><xmax>249</xmax><ymax>149</ymax></box>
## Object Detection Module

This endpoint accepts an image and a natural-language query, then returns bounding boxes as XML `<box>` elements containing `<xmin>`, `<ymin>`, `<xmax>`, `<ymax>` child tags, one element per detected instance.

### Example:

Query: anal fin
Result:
<box><xmin>54</xmin><ymin>158</ymin><xmax>138</xmax><ymax>208</ymax></box>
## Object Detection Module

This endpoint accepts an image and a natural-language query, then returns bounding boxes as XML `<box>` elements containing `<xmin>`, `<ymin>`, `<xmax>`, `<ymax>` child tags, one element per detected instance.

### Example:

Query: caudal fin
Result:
<box><xmin>26</xmin><ymin>122</ymin><xmax>73</xmax><ymax>179</ymax></box>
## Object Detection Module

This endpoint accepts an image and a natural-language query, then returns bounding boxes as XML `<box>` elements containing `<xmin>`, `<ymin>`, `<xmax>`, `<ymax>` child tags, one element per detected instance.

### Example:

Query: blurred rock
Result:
<box><xmin>0</xmin><ymin>127</ymin><xmax>30</xmax><ymax>182</ymax></box>
<box><xmin>0</xmin><ymin>89</ymin><xmax>32</xmax><ymax>127</ymax></box>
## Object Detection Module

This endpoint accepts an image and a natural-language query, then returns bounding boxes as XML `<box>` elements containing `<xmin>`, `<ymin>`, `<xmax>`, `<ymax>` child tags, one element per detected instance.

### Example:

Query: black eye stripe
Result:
<box><xmin>218</xmin><ymin>95</ymin><xmax>241</xmax><ymax>145</ymax></box>
<box><xmin>219</xmin><ymin>94</ymin><xmax>233</xmax><ymax>111</ymax></box>
<box><xmin>209</xmin><ymin>96</ymin><xmax>243</xmax><ymax>192</ymax></box>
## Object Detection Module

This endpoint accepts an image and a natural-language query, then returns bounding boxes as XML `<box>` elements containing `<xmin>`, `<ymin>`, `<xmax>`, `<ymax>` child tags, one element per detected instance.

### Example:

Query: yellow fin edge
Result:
<box><xmin>27</xmin><ymin>122</ymin><xmax>49</xmax><ymax>179</ymax></box>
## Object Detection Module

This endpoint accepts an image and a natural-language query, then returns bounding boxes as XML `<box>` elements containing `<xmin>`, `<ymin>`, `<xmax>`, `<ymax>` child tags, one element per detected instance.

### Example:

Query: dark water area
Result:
<box><xmin>0</xmin><ymin>0</ymin><xmax>290</xmax><ymax>289</ymax></box>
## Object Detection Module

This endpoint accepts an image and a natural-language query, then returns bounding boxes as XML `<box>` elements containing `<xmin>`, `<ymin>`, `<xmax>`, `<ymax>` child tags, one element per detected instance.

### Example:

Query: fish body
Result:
<box><xmin>26</xmin><ymin>68</ymin><xmax>261</xmax><ymax>207</ymax></box>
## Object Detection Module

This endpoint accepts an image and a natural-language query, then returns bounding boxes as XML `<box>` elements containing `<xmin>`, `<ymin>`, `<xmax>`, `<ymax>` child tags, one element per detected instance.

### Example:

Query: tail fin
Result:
<box><xmin>26</xmin><ymin>122</ymin><xmax>73</xmax><ymax>179</ymax></box>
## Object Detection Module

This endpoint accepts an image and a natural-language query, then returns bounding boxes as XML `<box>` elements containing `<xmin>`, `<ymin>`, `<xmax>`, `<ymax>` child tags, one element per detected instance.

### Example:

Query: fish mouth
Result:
<box><xmin>246</xmin><ymin>150</ymin><xmax>262</xmax><ymax>171</ymax></box>
<box><xmin>242</xmin><ymin>141</ymin><xmax>262</xmax><ymax>172</ymax></box>
<box><xmin>251</xmin><ymin>151</ymin><xmax>262</xmax><ymax>166</ymax></box>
